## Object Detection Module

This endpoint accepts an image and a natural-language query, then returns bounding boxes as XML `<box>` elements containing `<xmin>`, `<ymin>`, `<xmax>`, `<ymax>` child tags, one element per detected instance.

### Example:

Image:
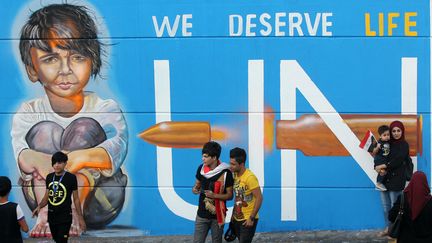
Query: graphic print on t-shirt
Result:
<box><xmin>233</xmin><ymin>182</ymin><xmax>248</xmax><ymax>219</ymax></box>
<box><xmin>48</xmin><ymin>181</ymin><xmax>67</xmax><ymax>206</ymax></box>
<box><xmin>382</xmin><ymin>143</ymin><xmax>390</xmax><ymax>156</ymax></box>
<box><xmin>232</xmin><ymin>170</ymin><xmax>259</xmax><ymax>221</ymax></box>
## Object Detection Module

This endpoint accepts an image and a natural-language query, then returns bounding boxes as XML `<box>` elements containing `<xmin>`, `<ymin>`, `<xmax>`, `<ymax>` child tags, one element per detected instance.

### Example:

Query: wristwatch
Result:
<box><xmin>249</xmin><ymin>216</ymin><xmax>255</xmax><ymax>221</ymax></box>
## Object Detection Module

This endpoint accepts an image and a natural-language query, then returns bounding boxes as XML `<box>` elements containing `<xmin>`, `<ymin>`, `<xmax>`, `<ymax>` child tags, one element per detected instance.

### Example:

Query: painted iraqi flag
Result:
<box><xmin>359</xmin><ymin>130</ymin><xmax>377</xmax><ymax>153</ymax></box>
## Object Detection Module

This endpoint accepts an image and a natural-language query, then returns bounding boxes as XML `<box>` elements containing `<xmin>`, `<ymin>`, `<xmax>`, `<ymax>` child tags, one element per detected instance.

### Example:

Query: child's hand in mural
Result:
<box><xmin>70</xmin><ymin>203</ymin><xmax>86</xmax><ymax>237</ymax></box>
<box><xmin>65</xmin><ymin>148</ymin><xmax>112</xmax><ymax>174</ymax></box>
<box><xmin>33</xmin><ymin>162</ymin><xmax>54</xmax><ymax>181</ymax></box>
<box><xmin>18</xmin><ymin>149</ymin><xmax>53</xmax><ymax>180</ymax></box>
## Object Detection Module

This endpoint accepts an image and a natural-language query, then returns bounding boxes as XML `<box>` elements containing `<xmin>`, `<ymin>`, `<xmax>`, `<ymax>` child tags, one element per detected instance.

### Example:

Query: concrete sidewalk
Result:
<box><xmin>24</xmin><ymin>230</ymin><xmax>392</xmax><ymax>243</ymax></box>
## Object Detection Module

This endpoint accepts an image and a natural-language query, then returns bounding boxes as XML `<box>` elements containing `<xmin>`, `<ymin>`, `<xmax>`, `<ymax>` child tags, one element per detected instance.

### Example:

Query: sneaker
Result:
<box><xmin>375</xmin><ymin>182</ymin><xmax>387</xmax><ymax>191</ymax></box>
<box><xmin>378</xmin><ymin>227</ymin><xmax>388</xmax><ymax>237</ymax></box>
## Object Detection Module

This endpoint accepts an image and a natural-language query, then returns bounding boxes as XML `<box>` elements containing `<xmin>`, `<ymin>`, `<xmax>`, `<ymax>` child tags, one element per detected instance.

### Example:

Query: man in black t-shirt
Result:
<box><xmin>192</xmin><ymin>141</ymin><xmax>234</xmax><ymax>243</ymax></box>
<box><xmin>32</xmin><ymin>152</ymin><xmax>86</xmax><ymax>243</ymax></box>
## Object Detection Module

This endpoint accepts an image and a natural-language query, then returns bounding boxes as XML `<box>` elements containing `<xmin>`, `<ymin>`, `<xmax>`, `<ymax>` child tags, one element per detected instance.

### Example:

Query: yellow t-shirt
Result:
<box><xmin>233</xmin><ymin>169</ymin><xmax>260</xmax><ymax>221</ymax></box>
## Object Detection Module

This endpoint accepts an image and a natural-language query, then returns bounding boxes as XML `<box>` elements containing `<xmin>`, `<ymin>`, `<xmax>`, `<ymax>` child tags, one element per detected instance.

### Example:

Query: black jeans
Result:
<box><xmin>49</xmin><ymin>222</ymin><xmax>71</xmax><ymax>243</ymax></box>
<box><xmin>232</xmin><ymin>219</ymin><xmax>258</xmax><ymax>243</ymax></box>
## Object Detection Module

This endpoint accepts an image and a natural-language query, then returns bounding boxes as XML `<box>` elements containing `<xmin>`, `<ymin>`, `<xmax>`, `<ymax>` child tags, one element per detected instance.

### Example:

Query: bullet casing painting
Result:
<box><xmin>0</xmin><ymin>0</ymin><xmax>431</xmax><ymax>236</ymax></box>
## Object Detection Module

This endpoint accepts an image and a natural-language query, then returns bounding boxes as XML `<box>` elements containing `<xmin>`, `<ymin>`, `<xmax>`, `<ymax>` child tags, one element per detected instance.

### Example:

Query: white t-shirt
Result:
<box><xmin>11</xmin><ymin>92</ymin><xmax>128</xmax><ymax>178</ymax></box>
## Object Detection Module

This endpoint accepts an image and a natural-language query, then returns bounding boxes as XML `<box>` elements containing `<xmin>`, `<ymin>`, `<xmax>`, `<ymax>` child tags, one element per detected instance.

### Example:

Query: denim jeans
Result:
<box><xmin>193</xmin><ymin>215</ymin><xmax>224</xmax><ymax>243</ymax></box>
<box><xmin>380</xmin><ymin>190</ymin><xmax>402</xmax><ymax>227</ymax></box>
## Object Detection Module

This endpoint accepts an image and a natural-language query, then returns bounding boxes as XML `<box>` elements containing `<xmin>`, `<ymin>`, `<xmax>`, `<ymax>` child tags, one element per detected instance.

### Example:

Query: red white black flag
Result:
<box><xmin>359</xmin><ymin>130</ymin><xmax>377</xmax><ymax>153</ymax></box>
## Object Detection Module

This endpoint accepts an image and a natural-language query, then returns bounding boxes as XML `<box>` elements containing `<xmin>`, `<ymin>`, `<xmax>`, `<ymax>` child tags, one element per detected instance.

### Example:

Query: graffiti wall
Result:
<box><xmin>0</xmin><ymin>0</ymin><xmax>430</xmax><ymax>236</ymax></box>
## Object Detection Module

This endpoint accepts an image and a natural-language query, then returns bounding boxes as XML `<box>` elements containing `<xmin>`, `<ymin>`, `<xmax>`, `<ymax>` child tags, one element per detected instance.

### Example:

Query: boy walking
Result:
<box><xmin>229</xmin><ymin>147</ymin><xmax>263</xmax><ymax>243</ymax></box>
<box><xmin>0</xmin><ymin>176</ymin><xmax>29</xmax><ymax>243</ymax></box>
<box><xmin>32</xmin><ymin>151</ymin><xmax>86</xmax><ymax>243</ymax></box>
<box><xmin>192</xmin><ymin>141</ymin><xmax>233</xmax><ymax>243</ymax></box>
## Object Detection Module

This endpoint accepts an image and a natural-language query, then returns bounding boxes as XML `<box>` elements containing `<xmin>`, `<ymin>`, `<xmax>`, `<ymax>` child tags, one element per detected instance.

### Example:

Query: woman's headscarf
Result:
<box><xmin>403</xmin><ymin>171</ymin><xmax>432</xmax><ymax>220</ymax></box>
<box><xmin>389</xmin><ymin>120</ymin><xmax>405</xmax><ymax>143</ymax></box>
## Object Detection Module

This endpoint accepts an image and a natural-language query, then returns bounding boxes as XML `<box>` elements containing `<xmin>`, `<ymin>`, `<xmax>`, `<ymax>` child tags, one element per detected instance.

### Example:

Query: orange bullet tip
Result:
<box><xmin>138</xmin><ymin>121</ymin><xmax>211</xmax><ymax>148</ymax></box>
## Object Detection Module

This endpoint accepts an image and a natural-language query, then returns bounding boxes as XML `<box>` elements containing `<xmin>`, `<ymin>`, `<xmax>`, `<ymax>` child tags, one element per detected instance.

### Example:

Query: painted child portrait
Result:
<box><xmin>11</xmin><ymin>3</ymin><xmax>128</xmax><ymax>237</ymax></box>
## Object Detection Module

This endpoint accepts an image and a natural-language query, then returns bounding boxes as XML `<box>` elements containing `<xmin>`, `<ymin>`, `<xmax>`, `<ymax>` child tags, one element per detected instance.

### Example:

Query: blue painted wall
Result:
<box><xmin>0</xmin><ymin>0</ymin><xmax>430</xmax><ymax>236</ymax></box>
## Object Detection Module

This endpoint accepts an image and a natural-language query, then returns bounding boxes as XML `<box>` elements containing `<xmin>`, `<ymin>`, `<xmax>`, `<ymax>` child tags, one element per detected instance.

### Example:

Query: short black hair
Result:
<box><xmin>52</xmin><ymin>151</ymin><xmax>68</xmax><ymax>166</ymax></box>
<box><xmin>19</xmin><ymin>3</ymin><xmax>103</xmax><ymax>78</ymax></box>
<box><xmin>230</xmin><ymin>147</ymin><xmax>247</xmax><ymax>165</ymax></box>
<box><xmin>0</xmin><ymin>176</ymin><xmax>12</xmax><ymax>197</ymax></box>
<box><xmin>378</xmin><ymin>125</ymin><xmax>390</xmax><ymax>135</ymax></box>
<box><xmin>202</xmin><ymin>141</ymin><xmax>221</xmax><ymax>159</ymax></box>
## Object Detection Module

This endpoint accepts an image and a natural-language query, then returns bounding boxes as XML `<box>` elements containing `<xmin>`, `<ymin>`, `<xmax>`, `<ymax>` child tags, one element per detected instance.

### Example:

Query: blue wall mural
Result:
<box><xmin>0</xmin><ymin>0</ymin><xmax>430</xmax><ymax>237</ymax></box>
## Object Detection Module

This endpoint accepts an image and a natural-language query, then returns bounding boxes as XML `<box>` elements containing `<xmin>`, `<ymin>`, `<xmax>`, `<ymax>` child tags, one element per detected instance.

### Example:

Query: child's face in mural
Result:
<box><xmin>26</xmin><ymin>46</ymin><xmax>92</xmax><ymax>98</ymax></box>
<box><xmin>392</xmin><ymin>127</ymin><xmax>403</xmax><ymax>140</ymax></box>
<box><xmin>380</xmin><ymin>130</ymin><xmax>390</xmax><ymax>142</ymax></box>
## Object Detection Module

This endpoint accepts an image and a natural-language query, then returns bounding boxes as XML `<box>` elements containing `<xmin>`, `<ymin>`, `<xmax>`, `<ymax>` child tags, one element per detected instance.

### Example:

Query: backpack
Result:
<box><xmin>405</xmin><ymin>155</ymin><xmax>414</xmax><ymax>181</ymax></box>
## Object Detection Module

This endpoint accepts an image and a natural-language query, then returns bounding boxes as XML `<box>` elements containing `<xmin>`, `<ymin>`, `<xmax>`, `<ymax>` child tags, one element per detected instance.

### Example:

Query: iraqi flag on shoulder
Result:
<box><xmin>359</xmin><ymin>130</ymin><xmax>377</xmax><ymax>153</ymax></box>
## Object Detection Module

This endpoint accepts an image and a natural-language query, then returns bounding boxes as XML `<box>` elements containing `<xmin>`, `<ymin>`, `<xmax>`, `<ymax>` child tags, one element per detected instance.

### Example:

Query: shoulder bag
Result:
<box><xmin>404</xmin><ymin>155</ymin><xmax>414</xmax><ymax>181</ymax></box>
<box><xmin>224</xmin><ymin>221</ymin><xmax>237</xmax><ymax>242</ymax></box>
<box><xmin>388</xmin><ymin>193</ymin><xmax>405</xmax><ymax>238</ymax></box>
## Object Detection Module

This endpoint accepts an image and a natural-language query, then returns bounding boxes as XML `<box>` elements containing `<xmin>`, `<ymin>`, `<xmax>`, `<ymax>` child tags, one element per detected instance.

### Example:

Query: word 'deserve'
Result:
<box><xmin>229</xmin><ymin>12</ymin><xmax>333</xmax><ymax>36</ymax></box>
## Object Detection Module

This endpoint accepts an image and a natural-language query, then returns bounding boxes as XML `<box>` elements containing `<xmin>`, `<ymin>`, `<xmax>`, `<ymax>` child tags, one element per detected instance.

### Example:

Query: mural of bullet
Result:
<box><xmin>276</xmin><ymin>114</ymin><xmax>422</xmax><ymax>156</ymax></box>
<box><xmin>139</xmin><ymin>121</ymin><xmax>212</xmax><ymax>148</ymax></box>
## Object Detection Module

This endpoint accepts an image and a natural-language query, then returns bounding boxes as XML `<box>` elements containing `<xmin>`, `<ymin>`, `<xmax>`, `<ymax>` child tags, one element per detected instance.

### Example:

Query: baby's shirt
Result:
<box><xmin>374</xmin><ymin>139</ymin><xmax>390</xmax><ymax>166</ymax></box>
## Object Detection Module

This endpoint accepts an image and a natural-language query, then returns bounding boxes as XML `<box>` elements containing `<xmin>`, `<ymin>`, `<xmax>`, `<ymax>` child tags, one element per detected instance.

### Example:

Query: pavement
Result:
<box><xmin>23</xmin><ymin>230</ymin><xmax>393</xmax><ymax>243</ymax></box>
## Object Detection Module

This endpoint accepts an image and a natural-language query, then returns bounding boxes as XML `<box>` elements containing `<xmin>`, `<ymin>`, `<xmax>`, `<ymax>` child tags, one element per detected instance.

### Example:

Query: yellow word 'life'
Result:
<box><xmin>365</xmin><ymin>12</ymin><xmax>417</xmax><ymax>36</ymax></box>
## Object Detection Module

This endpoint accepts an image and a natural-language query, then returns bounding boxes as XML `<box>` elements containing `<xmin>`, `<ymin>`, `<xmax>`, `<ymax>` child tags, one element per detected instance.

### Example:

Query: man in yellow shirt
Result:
<box><xmin>229</xmin><ymin>147</ymin><xmax>263</xmax><ymax>243</ymax></box>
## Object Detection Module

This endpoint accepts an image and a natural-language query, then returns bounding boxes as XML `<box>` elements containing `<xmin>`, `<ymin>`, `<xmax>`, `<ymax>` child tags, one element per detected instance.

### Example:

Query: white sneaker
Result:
<box><xmin>375</xmin><ymin>182</ymin><xmax>387</xmax><ymax>191</ymax></box>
